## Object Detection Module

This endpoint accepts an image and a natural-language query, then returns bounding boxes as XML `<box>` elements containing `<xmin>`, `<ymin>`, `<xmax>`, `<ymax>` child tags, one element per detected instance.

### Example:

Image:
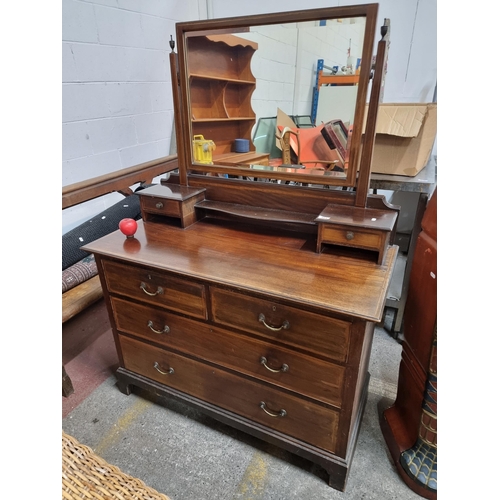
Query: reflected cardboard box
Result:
<box><xmin>362</xmin><ymin>103</ymin><xmax>437</xmax><ymax>176</ymax></box>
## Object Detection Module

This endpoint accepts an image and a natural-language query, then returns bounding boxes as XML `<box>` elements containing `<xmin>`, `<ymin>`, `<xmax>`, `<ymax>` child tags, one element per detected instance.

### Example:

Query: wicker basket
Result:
<box><xmin>62</xmin><ymin>431</ymin><xmax>170</xmax><ymax>500</ymax></box>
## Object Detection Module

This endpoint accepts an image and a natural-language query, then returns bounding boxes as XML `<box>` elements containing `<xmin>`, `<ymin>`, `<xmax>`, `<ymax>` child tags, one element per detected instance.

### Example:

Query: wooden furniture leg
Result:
<box><xmin>62</xmin><ymin>365</ymin><xmax>74</xmax><ymax>397</ymax></box>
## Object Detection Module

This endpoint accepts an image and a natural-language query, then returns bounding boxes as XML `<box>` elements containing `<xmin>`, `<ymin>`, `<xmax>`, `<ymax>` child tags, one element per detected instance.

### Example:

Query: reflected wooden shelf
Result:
<box><xmin>318</xmin><ymin>74</ymin><xmax>359</xmax><ymax>86</ymax></box>
<box><xmin>192</xmin><ymin>117</ymin><xmax>256</xmax><ymax>122</ymax></box>
<box><xmin>214</xmin><ymin>152</ymin><xmax>270</xmax><ymax>167</ymax></box>
<box><xmin>190</xmin><ymin>73</ymin><xmax>255</xmax><ymax>85</ymax></box>
<box><xmin>188</xmin><ymin>34</ymin><xmax>257</xmax><ymax>155</ymax></box>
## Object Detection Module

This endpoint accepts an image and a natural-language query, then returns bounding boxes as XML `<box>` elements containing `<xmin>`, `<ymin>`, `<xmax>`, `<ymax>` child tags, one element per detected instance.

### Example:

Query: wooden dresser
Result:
<box><xmin>83</xmin><ymin>214</ymin><xmax>397</xmax><ymax>491</ymax></box>
<box><xmin>81</xmin><ymin>4</ymin><xmax>397</xmax><ymax>491</ymax></box>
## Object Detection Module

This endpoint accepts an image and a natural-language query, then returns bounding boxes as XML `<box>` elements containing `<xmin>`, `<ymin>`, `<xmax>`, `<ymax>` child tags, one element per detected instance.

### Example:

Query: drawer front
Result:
<box><xmin>210</xmin><ymin>287</ymin><xmax>350</xmax><ymax>363</ymax></box>
<box><xmin>140</xmin><ymin>196</ymin><xmax>181</xmax><ymax>217</ymax></box>
<box><xmin>111</xmin><ymin>297</ymin><xmax>344</xmax><ymax>407</ymax></box>
<box><xmin>321</xmin><ymin>225</ymin><xmax>382</xmax><ymax>251</ymax></box>
<box><xmin>103</xmin><ymin>260</ymin><xmax>207</xmax><ymax>319</ymax></box>
<box><xmin>119</xmin><ymin>335</ymin><xmax>339</xmax><ymax>452</ymax></box>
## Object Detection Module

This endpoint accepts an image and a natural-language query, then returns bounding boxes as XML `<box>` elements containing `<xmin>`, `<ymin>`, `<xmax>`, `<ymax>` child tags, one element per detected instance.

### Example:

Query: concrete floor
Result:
<box><xmin>62</xmin><ymin>297</ymin><xmax>423</xmax><ymax>499</ymax></box>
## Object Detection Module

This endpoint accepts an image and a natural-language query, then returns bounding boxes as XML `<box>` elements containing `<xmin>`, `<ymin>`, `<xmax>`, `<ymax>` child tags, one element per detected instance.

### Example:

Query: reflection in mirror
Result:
<box><xmin>182</xmin><ymin>12</ymin><xmax>372</xmax><ymax>186</ymax></box>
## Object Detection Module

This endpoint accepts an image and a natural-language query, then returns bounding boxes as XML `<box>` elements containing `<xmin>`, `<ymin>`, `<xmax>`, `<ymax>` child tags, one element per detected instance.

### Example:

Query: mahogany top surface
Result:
<box><xmin>315</xmin><ymin>204</ymin><xmax>398</xmax><ymax>231</ymax></box>
<box><xmin>137</xmin><ymin>184</ymin><xmax>206</xmax><ymax>201</ymax></box>
<box><xmin>83</xmin><ymin>219</ymin><xmax>397</xmax><ymax>322</ymax></box>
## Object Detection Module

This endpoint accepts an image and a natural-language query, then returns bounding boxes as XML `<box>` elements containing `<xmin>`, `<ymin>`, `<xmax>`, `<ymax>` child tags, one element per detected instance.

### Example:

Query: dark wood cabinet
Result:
<box><xmin>82</xmin><ymin>4</ymin><xmax>400</xmax><ymax>492</ymax></box>
<box><xmin>380</xmin><ymin>190</ymin><xmax>437</xmax><ymax>499</ymax></box>
<box><xmin>84</xmin><ymin>216</ymin><xmax>398</xmax><ymax>491</ymax></box>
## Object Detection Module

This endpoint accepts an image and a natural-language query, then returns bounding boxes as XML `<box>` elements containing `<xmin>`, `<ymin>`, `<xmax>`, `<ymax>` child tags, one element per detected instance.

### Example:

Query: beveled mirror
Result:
<box><xmin>174</xmin><ymin>4</ymin><xmax>379</xmax><ymax>188</ymax></box>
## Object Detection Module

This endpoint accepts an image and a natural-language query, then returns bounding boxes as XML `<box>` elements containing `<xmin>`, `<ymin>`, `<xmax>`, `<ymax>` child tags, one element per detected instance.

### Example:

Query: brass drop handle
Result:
<box><xmin>140</xmin><ymin>282</ymin><xmax>164</xmax><ymax>296</ymax></box>
<box><xmin>259</xmin><ymin>401</ymin><xmax>287</xmax><ymax>418</ymax></box>
<box><xmin>260</xmin><ymin>356</ymin><xmax>288</xmax><ymax>373</ymax></box>
<box><xmin>147</xmin><ymin>320</ymin><xmax>170</xmax><ymax>335</ymax></box>
<box><xmin>155</xmin><ymin>202</ymin><xmax>164</xmax><ymax>209</ymax></box>
<box><xmin>346</xmin><ymin>231</ymin><xmax>354</xmax><ymax>240</ymax></box>
<box><xmin>258</xmin><ymin>313</ymin><xmax>290</xmax><ymax>332</ymax></box>
<box><xmin>153</xmin><ymin>362</ymin><xmax>174</xmax><ymax>375</ymax></box>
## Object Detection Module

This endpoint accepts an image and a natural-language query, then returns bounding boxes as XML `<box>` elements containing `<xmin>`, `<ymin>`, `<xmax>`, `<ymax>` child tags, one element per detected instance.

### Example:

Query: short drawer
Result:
<box><xmin>111</xmin><ymin>297</ymin><xmax>344</xmax><ymax>407</ymax></box>
<box><xmin>320</xmin><ymin>225</ymin><xmax>382</xmax><ymax>251</ymax></box>
<box><xmin>102</xmin><ymin>260</ymin><xmax>207</xmax><ymax>319</ymax></box>
<box><xmin>140</xmin><ymin>196</ymin><xmax>182</xmax><ymax>218</ymax></box>
<box><xmin>210</xmin><ymin>287</ymin><xmax>350</xmax><ymax>363</ymax></box>
<box><xmin>119</xmin><ymin>335</ymin><xmax>339</xmax><ymax>452</ymax></box>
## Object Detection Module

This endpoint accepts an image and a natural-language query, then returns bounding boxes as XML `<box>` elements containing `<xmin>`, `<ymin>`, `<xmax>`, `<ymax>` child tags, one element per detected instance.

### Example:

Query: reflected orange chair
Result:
<box><xmin>275</xmin><ymin>125</ymin><xmax>343</xmax><ymax>171</ymax></box>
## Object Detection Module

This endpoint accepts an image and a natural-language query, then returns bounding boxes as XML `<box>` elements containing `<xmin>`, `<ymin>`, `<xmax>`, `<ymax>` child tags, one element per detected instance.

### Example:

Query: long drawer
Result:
<box><xmin>119</xmin><ymin>335</ymin><xmax>339</xmax><ymax>452</ymax></box>
<box><xmin>111</xmin><ymin>297</ymin><xmax>344</xmax><ymax>407</ymax></box>
<box><xmin>210</xmin><ymin>287</ymin><xmax>351</xmax><ymax>362</ymax></box>
<box><xmin>102</xmin><ymin>260</ymin><xmax>207</xmax><ymax>319</ymax></box>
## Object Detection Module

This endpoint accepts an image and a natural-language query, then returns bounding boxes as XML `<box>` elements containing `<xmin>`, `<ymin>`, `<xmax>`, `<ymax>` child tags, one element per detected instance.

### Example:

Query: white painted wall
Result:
<box><xmin>62</xmin><ymin>0</ymin><xmax>205</xmax><ymax>232</ymax></box>
<box><xmin>242</xmin><ymin>18</ymin><xmax>365</xmax><ymax>122</ymax></box>
<box><xmin>62</xmin><ymin>0</ymin><xmax>210</xmax><ymax>185</ymax></box>
<box><xmin>62</xmin><ymin>0</ymin><xmax>436</xmax><ymax>232</ymax></box>
<box><xmin>208</xmin><ymin>0</ymin><xmax>437</xmax><ymax>103</ymax></box>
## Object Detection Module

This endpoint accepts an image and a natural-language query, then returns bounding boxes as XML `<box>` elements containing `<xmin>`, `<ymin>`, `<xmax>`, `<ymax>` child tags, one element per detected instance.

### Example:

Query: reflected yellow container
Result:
<box><xmin>192</xmin><ymin>135</ymin><xmax>216</xmax><ymax>164</ymax></box>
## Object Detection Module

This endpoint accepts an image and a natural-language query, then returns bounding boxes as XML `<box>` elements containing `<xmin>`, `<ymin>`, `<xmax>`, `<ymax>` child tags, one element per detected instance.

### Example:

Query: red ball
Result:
<box><xmin>119</xmin><ymin>218</ymin><xmax>138</xmax><ymax>237</ymax></box>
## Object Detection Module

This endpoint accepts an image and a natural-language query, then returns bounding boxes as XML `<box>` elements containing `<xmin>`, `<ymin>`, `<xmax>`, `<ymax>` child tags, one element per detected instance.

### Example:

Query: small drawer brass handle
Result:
<box><xmin>140</xmin><ymin>282</ymin><xmax>164</xmax><ymax>296</ymax></box>
<box><xmin>147</xmin><ymin>320</ymin><xmax>170</xmax><ymax>335</ymax></box>
<box><xmin>155</xmin><ymin>202</ymin><xmax>164</xmax><ymax>209</ymax></box>
<box><xmin>260</xmin><ymin>356</ymin><xmax>288</xmax><ymax>373</ymax></box>
<box><xmin>346</xmin><ymin>231</ymin><xmax>355</xmax><ymax>240</ymax></box>
<box><xmin>259</xmin><ymin>401</ymin><xmax>287</xmax><ymax>418</ymax></box>
<box><xmin>153</xmin><ymin>362</ymin><xmax>174</xmax><ymax>375</ymax></box>
<box><xmin>258</xmin><ymin>313</ymin><xmax>290</xmax><ymax>332</ymax></box>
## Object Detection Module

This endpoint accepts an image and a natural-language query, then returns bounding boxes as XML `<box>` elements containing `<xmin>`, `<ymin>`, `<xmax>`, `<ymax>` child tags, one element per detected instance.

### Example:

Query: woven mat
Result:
<box><xmin>62</xmin><ymin>432</ymin><xmax>170</xmax><ymax>500</ymax></box>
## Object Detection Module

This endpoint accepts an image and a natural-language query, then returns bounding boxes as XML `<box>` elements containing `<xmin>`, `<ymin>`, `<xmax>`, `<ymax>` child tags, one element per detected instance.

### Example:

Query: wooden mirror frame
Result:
<box><xmin>174</xmin><ymin>4</ymin><xmax>379</xmax><ymax>189</ymax></box>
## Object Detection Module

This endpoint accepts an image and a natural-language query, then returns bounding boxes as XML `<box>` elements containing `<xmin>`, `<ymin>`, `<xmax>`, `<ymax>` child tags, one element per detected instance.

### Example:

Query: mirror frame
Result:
<box><xmin>175</xmin><ymin>3</ymin><xmax>379</xmax><ymax>187</ymax></box>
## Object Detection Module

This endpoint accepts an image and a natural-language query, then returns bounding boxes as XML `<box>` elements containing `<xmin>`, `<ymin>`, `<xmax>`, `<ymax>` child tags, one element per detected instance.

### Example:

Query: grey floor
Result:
<box><xmin>62</xmin><ymin>317</ymin><xmax>423</xmax><ymax>500</ymax></box>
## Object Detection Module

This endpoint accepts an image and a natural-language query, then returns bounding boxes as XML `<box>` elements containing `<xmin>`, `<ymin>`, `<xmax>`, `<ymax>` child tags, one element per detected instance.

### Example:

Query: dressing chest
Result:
<box><xmin>82</xmin><ymin>4</ymin><xmax>398</xmax><ymax>491</ymax></box>
<box><xmin>84</xmin><ymin>210</ymin><xmax>397</xmax><ymax>490</ymax></box>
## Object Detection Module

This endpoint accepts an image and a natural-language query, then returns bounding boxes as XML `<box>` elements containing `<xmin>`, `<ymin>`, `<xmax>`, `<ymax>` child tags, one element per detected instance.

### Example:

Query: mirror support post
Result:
<box><xmin>169</xmin><ymin>48</ymin><xmax>188</xmax><ymax>186</ymax></box>
<box><xmin>355</xmin><ymin>20</ymin><xmax>391</xmax><ymax>207</ymax></box>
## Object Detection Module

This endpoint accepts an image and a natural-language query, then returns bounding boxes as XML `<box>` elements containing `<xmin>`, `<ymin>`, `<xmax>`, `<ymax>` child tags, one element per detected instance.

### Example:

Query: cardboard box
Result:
<box><xmin>363</xmin><ymin>103</ymin><xmax>437</xmax><ymax>176</ymax></box>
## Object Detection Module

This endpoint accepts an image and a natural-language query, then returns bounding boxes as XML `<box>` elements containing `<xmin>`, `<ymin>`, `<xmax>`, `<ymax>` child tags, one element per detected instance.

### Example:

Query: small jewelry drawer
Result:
<box><xmin>140</xmin><ymin>196</ymin><xmax>182</xmax><ymax>217</ymax></box>
<box><xmin>315</xmin><ymin>204</ymin><xmax>397</xmax><ymax>264</ymax></box>
<box><xmin>136</xmin><ymin>184</ymin><xmax>206</xmax><ymax>228</ymax></box>
<box><xmin>319</xmin><ymin>225</ymin><xmax>382</xmax><ymax>250</ymax></box>
<box><xmin>119</xmin><ymin>334</ymin><xmax>340</xmax><ymax>453</ymax></box>
<box><xmin>102</xmin><ymin>260</ymin><xmax>207</xmax><ymax>319</ymax></box>
<box><xmin>210</xmin><ymin>287</ymin><xmax>351</xmax><ymax>363</ymax></box>
<box><xmin>111</xmin><ymin>296</ymin><xmax>345</xmax><ymax>407</ymax></box>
